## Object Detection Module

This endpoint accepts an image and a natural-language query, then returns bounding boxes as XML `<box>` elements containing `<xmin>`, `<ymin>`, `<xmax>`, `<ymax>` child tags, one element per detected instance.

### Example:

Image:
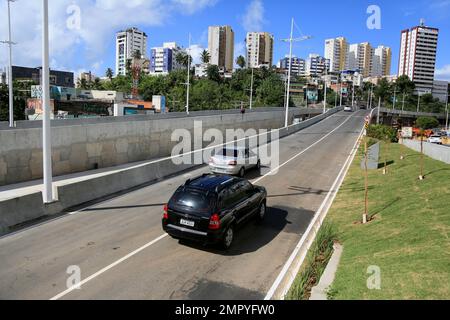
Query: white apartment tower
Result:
<box><xmin>115</xmin><ymin>27</ymin><xmax>148</xmax><ymax>76</ymax></box>
<box><xmin>208</xmin><ymin>25</ymin><xmax>235</xmax><ymax>73</ymax></box>
<box><xmin>398</xmin><ymin>20</ymin><xmax>439</xmax><ymax>93</ymax></box>
<box><xmin>246</xmin><ymin>32</ymin><xmax>274</xmax><ymax>68</ymax></box>
<box><xmin>324</xmin><ymin>37</ymin><xmax>349</xmax><ymax>72</ymax></box>
<box><xmin>372</xmin><ymin>46</ymin><xmax>392</xmax><ymax>77</ymax></box>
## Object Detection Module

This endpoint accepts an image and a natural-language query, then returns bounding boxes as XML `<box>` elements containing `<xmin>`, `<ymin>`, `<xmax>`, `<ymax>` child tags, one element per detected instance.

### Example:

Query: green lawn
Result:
<box><xmin>326</xmin><ymin>141</ymin><xmax>450</xmax><ymax>300</ymax></box>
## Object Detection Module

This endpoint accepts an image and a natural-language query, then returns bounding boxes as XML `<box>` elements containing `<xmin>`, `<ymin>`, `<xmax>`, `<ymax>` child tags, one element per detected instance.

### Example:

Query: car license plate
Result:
<box><xmin>180</xmin><ymin>219</ymin><xmax>195</xmax><ymax>227</ymax></box>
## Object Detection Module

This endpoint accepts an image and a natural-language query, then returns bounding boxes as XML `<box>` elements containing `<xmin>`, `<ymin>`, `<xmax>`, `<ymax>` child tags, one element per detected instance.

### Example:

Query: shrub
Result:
<box><xmin>367</xmin><ymin>124</ymin><xmax>398</xmax><ymax>142</ymax></box>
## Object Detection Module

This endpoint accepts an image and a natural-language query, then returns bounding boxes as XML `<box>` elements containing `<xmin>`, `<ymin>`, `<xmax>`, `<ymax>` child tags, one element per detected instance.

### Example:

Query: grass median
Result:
<box><xmin>325</xmin><ymin>141</ymin><xmax>450</xmax><ymax>299</ymax></box>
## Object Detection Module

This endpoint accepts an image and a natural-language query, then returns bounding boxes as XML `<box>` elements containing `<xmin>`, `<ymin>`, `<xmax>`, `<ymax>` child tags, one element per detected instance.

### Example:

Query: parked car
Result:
<box><xmin>344</xmin><ymin>106</ymin><xmax>353</xmax><ymax>112</ymax></box>
<box><xmin>427</xmin><ymin>135</ymin><xmax>443</xmax><ymax>145</ymax></box>
<box><xmin>209</xmin><ymin>147</ymin><xmax>260</xmax><ymax>177</ymax></box>
<box><xmin>162</xmin><ymin>174</ymin><xmax>267</xmax><ymax>249</ymax></box>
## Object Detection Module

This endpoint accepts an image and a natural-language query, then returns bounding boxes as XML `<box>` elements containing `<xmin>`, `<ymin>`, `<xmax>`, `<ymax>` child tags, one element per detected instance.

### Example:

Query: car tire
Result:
<box><xmin>256</xmin><ymin>202</ymin><xmax>266</xmax><ymax>222</ymax></box>
<box><xmin>238</xmin><ymin>167</ymin><xmax>245</xmax><ymax>177</ymax></box>
<box><xmin>221</xmin><ymin>226</ymin><xmax>234</xmax><ymax>250</ymax></box>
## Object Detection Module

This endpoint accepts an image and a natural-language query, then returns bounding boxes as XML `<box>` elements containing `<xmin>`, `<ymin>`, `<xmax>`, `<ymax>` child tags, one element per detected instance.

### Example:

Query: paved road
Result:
<box><xmin>0</xmin><ymin>110</ymin><xmax>367</xmax><ymax>300</ymax></box>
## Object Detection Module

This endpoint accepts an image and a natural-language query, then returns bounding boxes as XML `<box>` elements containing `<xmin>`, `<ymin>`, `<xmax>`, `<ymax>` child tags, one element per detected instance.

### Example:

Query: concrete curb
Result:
<box><xmin>0</xmin><ymin>107</ymin><xmax>342</xmax><ymax>236</ymax></box>
<box><xmin>310</xmin><ymin>243</ymin><xmax>343</xmax><ymax>300</ymax></box>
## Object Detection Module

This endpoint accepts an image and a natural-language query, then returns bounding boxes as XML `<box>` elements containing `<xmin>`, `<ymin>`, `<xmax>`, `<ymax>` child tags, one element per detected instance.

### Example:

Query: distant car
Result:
<box><xmin>344</xmin><ymin>106</ymin><xmax>353</xmax><ymax>112</ymax></box>
<box><xmin>359</xmin><ymin>105</ymin><xmax>367</xmax><ymax>110</ymax></box>
<box><xmin>209</xmin><ymin>147</ymin><xmax>260</xmax><ymax>177</ymax></box>
<box><xmin>162</xmin><ymin>174</ymin><xmax>267</xmax><ymax>249</ymax></box>
<box><xmin>427</xmin><ymin>135</ymin><xmax>442</xmax><ymax>145</ymax></box>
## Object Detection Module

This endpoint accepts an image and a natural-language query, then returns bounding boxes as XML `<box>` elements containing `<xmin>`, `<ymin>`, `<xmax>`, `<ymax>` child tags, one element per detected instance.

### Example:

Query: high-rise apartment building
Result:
<box><xmin>348</xmin><ymin>42</ymin><xmax>373</xmax><ymax>77</ymax></box>
<box><xmin>306</xmin><ymin>54</ymin><xmax>330</xmax><ymax>77</ymax></box>
<box><xmin>372</xmin><ymin>46</ymin><xmax>392</xmax><ymax>77</ymax></box>
<box><xmin>398</xmin><ymin>20</ymin><xmax>439</xmax><ymax>93</ymax></box>
<box><xmin>149</xmin><ymin>42</ymin><xmax>184</xmax><ymax>75</ymax></box>
<box><xmin>324</xmin><ymin>37</ymin><xmax>349</xmax><ymax>72</ymax></box>
<box><xmin>115</xmin><ymin>27</ymin><xmax>148</xmax><ymax>76</ymax></box>
<box><xmin>208</xmin><ymin>25</ymin><xmax>235</xmax><ymax>72</ymax></box>
<box><xmin>278</xmin><ymin>56</ymin><xmax>306</xmax><ymax>76</ymax></box>
<box><xmin>246</xmin><ymin>32</ymin><xmax>274</xmax><ymax>68</ymax></box>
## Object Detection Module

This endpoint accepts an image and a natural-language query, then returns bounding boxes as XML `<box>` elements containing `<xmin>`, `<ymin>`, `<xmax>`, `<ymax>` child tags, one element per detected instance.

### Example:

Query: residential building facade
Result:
<box><xmin>246</xmin><ymin>32</ymin><xmax>274</xmax><ymax>68</ymax></box>
<box><xmin>6</xmin><ymin>66</ymin><xmax>74</xmax><ymax>87</ymax></box>
<box><xmin>306</xmin><ymin>54</ymin><xmax>330</xmax><ymax>77</ymax></box>
<box><xmin>398</xmin><ymin>21</ymin><xmax>439</xmax><ymax>93</ymax></box>
<box><xmin>115</xmin><ymin>27</ymin><xmax>148</xmax><ymax>76</ymax></box>
<box><xmin>278</xmin><ymin>56</ymin><xmax>306</xmax><ymax>76</ymax></box>
<box><xmin>149</xmin><ymin>42</ymin><xmax>184</xmax><ymax>75</ymax></box>
<box><xmin>208</xmin><ymin>25</ymin><xmax>235</xmax><ymax>72</ymax></box>
<box><xmin>348</xmin><ymin>42</ymin><xmax>373</xmax><ymax>77</ymax></box>
<box><xmin>324</xmin><ymin>37</ymin><xmax>349</xmax><ymax>73</ymax></box>
<box><xmin>371</xmin><ymin>46</ymin><xmax>392</xmax><ymax>77</ymax></box>
<box><xmin>432</xmin><ymin>80</ymin><xmax>449</xmax><ymax>103</ymax></box>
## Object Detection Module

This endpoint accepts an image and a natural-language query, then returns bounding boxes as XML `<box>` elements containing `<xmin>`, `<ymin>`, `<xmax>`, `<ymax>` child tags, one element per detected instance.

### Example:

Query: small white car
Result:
<box><xmin>209</xmin><ymin>147</ymin><xmax>260</xmax><ymax>177</ymax></box>
<box><xmin>427</xmin><ymin>135</ymin><xmax>442</xmax><ymax>145</ymax></box>
<box><xmin>344</xmin><ymin>106</ymin><xmax>353</xmax><ymax>112</ymax></box>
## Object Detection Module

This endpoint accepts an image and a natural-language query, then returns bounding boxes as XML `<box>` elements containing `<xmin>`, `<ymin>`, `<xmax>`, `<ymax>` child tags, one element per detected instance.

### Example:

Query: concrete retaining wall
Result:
<box><xmin>0</xmin><ymin>107</ymin><xmax>342</xmax><ymax>235</ymax></box>
<box><xmin>402</xmin><ymin>139</ymin><xmax>450</xmax><ymax>164</ymax></box>
<box><xmin>0</xmin><ymin>108</ymin><xmax>318</xmax><ymax>186</ymax></box>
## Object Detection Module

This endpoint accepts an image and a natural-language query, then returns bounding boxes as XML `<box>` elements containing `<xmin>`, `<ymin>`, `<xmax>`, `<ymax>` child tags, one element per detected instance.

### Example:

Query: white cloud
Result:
<box><xmin>188</xmin><ymin>44</ymin><xmax>205</xmax><ymax>65</ymax></box>
<box><xmin>0</xmin><ymin>0</ymin><xmax>216</xmax><ymax>73</ymax></box>
<box><xmin>242</xmin><ymin>0</ymin><xmax>265</xmax><ymax>32</ymax></box>
<box><xmin>435</xmin><ymin>65</ymin><xmax>450</xmax><ymax>81</ymax></box>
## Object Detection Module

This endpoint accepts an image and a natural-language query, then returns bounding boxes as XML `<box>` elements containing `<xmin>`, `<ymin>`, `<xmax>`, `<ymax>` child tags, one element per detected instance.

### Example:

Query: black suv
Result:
<box><xmin>162</xmin><ymin>174</ymin><xmax>267</xmax><ymax>249</ymax></box>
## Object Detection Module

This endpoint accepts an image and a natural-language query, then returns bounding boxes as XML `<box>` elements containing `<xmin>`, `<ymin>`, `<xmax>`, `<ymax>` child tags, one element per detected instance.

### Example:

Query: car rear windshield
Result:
<box><xmin>170</xmin><ymin>189</ymin><xmax>215</xmax><ymax>216</ymax></box>
<box><xmin>217</xmin><ymin>148</ymin><xmax>239</xmax><ymax>158</ymax></box>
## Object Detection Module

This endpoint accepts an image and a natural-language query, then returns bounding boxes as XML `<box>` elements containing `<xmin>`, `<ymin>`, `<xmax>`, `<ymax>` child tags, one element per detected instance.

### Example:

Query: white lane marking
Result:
<box><xmin>264</xmin><ymin>115</ymin><xmax>366</xmax><ymax>300</ymax></box>
<box><xmin>252</xmin><ymin>113</ymin><xmax>355</xmax><ymax>185</ymax></box>
<box><xmin>50</xmin><ymin>233</ymin><xmax>169</xmax><ymax>300</ymax></box>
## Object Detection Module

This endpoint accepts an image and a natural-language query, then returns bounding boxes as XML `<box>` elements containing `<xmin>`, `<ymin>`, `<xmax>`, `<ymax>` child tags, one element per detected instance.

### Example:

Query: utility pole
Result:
<box><xmin>1</xmin><ymin>0</ymin><xmax>17</xmax><ymax>128</ymax></box>
<box><xmin>352</xmin><ymin>76</ymin><xmax>356</xmax><ymax>107</ymax></box>
<box><xmin>339</xmin><ymin>83</ymin><xmax>343</xmax><ymax>107</ymax></box>
<box><xmin>446</xmin><ymin>93</ymin><xmax>449</xmax><ymax>131</ymax></box>
<box><xmin>249</xmin><ymin>67</ymin><xmax>254</xmax><ymax>110</ymax></box>
<box><xmin>369</xmin><ymin>83</ymin><xmax>374</xmax><ymax>109</ymax></box>
<box><xmin>377</xmin><ymin>97</ymin><xmax>381</xmax><ymax>124</ymax></box>
<box><xmin>323</xmin><ymin>67</ymin><xmax>328</xmax><ymax>114</ymax></box>
<box><xmin>417</xmin><ymin>91</ymin><xmax>421</xmax><ymax>113</ymax></box>
<box><xmin>185</xmin><ymin>33</ymin><xmax>191</xmax><ymax>115</ymax></box>
<box><xmin>42</xmin><ymin>0</ymin><xmax>53</xmax><ymax>203</ymax></box>
<box><xmin>281</xmin><ymin>18</ymin><xmax>311</xmax><ymax>128</ymax></box>
<box><xmin>393</xmin><ymin>85</ymin><xmax>397</xmax><ymax>111</ymax></box>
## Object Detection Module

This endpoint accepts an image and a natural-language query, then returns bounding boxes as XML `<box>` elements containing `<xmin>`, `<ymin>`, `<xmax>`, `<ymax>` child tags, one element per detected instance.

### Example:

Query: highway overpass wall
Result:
<box><xmin>402</xmin><ymin>139</ymin><xmax>450</xmax><ymax>164</ymax></box>
<box><xmin>0</xmin><ymin>108</ymin><xmax>320</xmax><ymax>186</ymax></box>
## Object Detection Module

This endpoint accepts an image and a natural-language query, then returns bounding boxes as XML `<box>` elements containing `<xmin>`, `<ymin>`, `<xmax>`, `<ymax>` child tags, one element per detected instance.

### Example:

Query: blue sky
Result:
<box><xmin>1</xmin><ymin>0</ymin><xmax>449</xmax><ymax>80</ymax></box>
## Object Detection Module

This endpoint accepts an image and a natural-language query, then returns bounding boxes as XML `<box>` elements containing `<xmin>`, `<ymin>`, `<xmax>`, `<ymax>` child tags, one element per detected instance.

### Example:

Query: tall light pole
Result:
<box><xmin>323</xmin><ymin>79</ymin><xmax>327</xmax><ymax>114</ymax></box>
<box><xmin>42</xmin><ymin>0</ymin><xmax>53</xmax><ymax>203</ymax></box>
<box><xmin>249</xmin><ymin>67</ymin><xmax>254</xmax><ymax>110</ymax></box>
<box><xmin>445</xmin><ymin>93</ymin><xmax>449</xmax><ymax>131</ymax></box>
<box><xmin>393</xmin><ymin>85</ymin><xmax>397</xmax><ymax>111</ymax></box>
<box><xmin>417</xmin><ymin>91</ymin><xmax>421</xmax><ymax>113</ymax></box>
<box><xmin>185</xmin><ymin>33</ymin><xmax>191</xmax><ymax>115</ymax></box>
<box><xmin>351</xmin><ymin>74</ymin><xmax>356</xmax><ymax>107</ymax></box>
<box><xmin>369</xmin><ymin>83</ymin><xmax>374</xmax><ymax>109</ymax></box>
<box><xmin>281</xmin><ymin>18</ymin><xmax>311</xmax><ymax>128</ymax></box>
<box><xmin>1</xmin><ymin>0</ymin><xmax>17</xmax><ymax>128</ymax></box>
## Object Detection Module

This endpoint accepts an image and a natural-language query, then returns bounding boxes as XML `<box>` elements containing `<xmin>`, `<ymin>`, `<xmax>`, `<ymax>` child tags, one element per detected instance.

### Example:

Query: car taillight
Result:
<box><xmin>163</xmin><ymin>204</ymin><xmax>169</xmax><ymax>220</ymax></box>
<box><xmin>209</xmin><ymin>213</ymin><xmax>221</xmax><ymax>230</ymax></box>
<box><xmin>228</xmin><ymin>160</ymin><xmax>237</xmax><ymax>166</ymax></box>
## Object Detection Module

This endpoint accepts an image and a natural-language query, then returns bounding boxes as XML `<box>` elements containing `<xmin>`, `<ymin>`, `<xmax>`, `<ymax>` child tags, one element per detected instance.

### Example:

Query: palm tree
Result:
<box><xmin>200</xmin><ymin>50</ymin><xmax>210</xmax><ymax>64</ymax></box>
<box><xmin>105</xmin><ymin>68</ymin><xmax>114</xmax><ymax>80</ymax></box>
<box><xmin>132</xmin><ymin>50</ymin><xmax>142</xmax><ymax>60</ymax></box>
<box><xmin>175</xmin><ymin>52</ymin><xmax>191</xmax><ymax>68</ymax></box>
<box><xmin>236</xmin><ymin>55</ymin><xmax>246</xmax><ymax>69</ymax></box>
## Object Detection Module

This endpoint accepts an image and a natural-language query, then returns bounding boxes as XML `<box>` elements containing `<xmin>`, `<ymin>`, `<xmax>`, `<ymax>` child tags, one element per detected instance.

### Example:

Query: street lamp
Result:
<box><xmin>1</xmin><ymin>0</ymin><xmax>17</xmax><ymax>128</ymax></box>
<box><xmin>445</xmin><ymin>93</ymin><xmax>449</xmax><ymax>131</ymax></box>
<box><xmin>42</xmin><ymin>0</ymin><xmax>54</xmax><ymax>203</ymax></box>
<box><xmin>281</xmin><ymin>18</ymin><xmax>311</xmax><ymax>128</ymax></box>
<box><xmin>185</xmin><ymin>33</ymin><xmax>191</xmax><ymax>115</ymax></box>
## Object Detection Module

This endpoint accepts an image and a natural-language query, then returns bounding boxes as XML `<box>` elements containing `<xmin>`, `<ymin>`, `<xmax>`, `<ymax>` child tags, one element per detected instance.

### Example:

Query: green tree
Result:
<box><xmin>206</xmin><ymin>65</ymin><xmax>221</xmax><ymax>83</ymax></box>
<box><xmin>416</xmin><ymin>116</ymin><xmax>439</xmax><ymax>130</ymax></box>
<box><xmin>0</xmin><ymin>84</ymin><xmax>26</xmax><ymax>122</ymax></box>
<box><xmin>200</xmin><ymin>50</ymin><xmax>210</xmax><ymax>64</ymax></box>
<box><xmin>374</xmin><ymin>78</ymin><xmax>391</xmax><ymax>106</ymax></box>
<box><xmin>105</xmin><ymin>68</ymin><xmax>114</xmax><ymax>80</ymax></box>
<box><xmin>236</xmin><ymin>55</ymin><xmax>246</xmax><ymax>69</ymax></box>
